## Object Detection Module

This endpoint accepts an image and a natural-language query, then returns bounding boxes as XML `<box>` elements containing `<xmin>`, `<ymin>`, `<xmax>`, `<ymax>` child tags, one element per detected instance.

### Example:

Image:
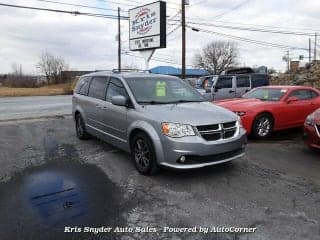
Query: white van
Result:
<box><xmin>212</xmin><ymin>74</ymin><xmax>269</xmax><ymax>101</ymax></box>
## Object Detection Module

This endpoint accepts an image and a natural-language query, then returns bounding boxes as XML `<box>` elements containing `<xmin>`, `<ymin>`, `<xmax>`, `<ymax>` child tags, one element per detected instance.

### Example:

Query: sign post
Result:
<box><xmin>129</xmin><ymin>1</ymin><xmax>166</xmax><ymax>70</ymax></box>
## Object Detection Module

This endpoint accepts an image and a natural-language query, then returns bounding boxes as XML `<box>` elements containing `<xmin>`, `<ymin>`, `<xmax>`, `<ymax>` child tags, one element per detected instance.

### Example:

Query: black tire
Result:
<box><xmin>75</xmin><ymin>113</ymin><xmax>90</xmax><ymax>140</ymax></box>
<box><xmin>252</xmin><ymin>113</ymin><xmax>274</xmax><ymax>139</ymax></box>
<box><xmin>130</xmin><ymin>132</ymin><xmax>159</xmax><ymax>175</ymax></box>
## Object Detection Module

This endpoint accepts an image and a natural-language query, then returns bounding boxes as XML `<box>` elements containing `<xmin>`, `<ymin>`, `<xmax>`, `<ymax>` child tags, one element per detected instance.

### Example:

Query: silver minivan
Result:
<box><xmin>72</xmin><ymin>72</ymin><xmax>247</xmax><ymax>175</ymax></box>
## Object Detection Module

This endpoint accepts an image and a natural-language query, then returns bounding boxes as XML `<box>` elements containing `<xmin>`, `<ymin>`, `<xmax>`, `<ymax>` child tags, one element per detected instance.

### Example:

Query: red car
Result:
<box><xmin>215</xmin><ymin>86</ymin><xmax>320</xmax><ymax>139</ymax></box>
<box><xmin>304</xmin><ymin>108</ymin><xmax>320</xmax><ymax>149</ymax></box>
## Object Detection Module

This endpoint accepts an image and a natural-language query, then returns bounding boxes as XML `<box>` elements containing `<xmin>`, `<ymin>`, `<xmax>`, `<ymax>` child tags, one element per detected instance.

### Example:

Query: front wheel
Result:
<box><xmin>131</xmin><ymin>132</ymin><xmax>159</xmax><ymax>175</ymax></box>
<box><xmin>252</xmin><ymin>113</ymin><xmax>273</xmax><ymax>139</ymax></box>
<box><xmin>75</xmin><ymin>113</ymin><xmax>90</xmax><ymax>140</ymax></box>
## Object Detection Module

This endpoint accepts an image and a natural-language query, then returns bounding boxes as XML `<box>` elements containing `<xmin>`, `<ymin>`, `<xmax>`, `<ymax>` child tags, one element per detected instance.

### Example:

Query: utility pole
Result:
<box><xmin>309</xmin><ymin>38</ymin><xmax>311</xmax><ymax>63</ymax></box>
<box><xmin>181</xmin><ymin>0</ymin><xmax>186</xmax><ymax>79</ymax></box>
<box><xmin>314</xmin><ymin>32</ymin><xmax>317</xmax><ymax>62</ymax></box>
<box><xmin>118</xmin><ymin>7</ymin><xmax>121</xmax><ymax>72</ymax></box>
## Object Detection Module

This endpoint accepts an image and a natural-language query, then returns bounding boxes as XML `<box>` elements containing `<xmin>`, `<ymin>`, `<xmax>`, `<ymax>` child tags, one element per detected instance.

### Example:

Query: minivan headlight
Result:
<box><xmin>162</xmin><ymin>123</ymin><xmax>195</xmax><ymax>138</ymax></box>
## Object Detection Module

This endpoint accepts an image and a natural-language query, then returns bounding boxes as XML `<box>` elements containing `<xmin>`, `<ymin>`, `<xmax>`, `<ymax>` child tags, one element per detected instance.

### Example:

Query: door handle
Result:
<box><xmin>229</xmin><ymin>90</ymin><xmax>235</xmax><ymax>93</ymax></box>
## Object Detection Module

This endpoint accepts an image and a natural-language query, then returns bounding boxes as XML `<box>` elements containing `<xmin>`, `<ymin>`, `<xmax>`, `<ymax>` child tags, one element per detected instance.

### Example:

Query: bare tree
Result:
<box><xmin>7</xmin><ymin>63</ymin><xmax>38</xmax><ymax>87</ymax></box>
<box><xmin>37</xmin><ymin>51</ymin><xmax>69</xmax><ymax>84</ymax></box>
<box><xmin>193</xmin><ymin>41</ymin><xmax>239</xmax><ymax>75</ymax></box>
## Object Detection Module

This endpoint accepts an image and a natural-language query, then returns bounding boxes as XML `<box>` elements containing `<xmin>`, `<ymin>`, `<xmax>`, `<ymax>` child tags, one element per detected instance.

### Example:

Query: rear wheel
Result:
<box><xmin>252</xmin><ymin>113</ymin><xmax>273</xmax><ymax>139</ymax></box>
<box><xmin>75</xmin><ymin>113</ymin><xmax>90</xmax><ymax>140</ymax></box>
<box><xmin>131</xmin><ymin>132</ymin><xmax>159</xmax><ymax>175</ymax></box>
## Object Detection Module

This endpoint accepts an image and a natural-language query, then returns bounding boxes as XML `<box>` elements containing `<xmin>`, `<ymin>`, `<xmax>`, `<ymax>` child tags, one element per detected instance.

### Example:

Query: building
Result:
<box><xmin>149</xmin><ymin>66</ymin><xmax>210</xmax><ymax>78</ymax></box>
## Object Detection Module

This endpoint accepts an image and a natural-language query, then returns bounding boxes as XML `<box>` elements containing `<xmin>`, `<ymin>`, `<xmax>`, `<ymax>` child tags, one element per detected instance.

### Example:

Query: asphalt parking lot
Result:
<box><xmin>0</xmin><ymin>95</ymin><xmax>71</xmax><ymax>121</ymax></box>
<box><xmin>0</xmin><ymin>117</ymin><xmax>319</xmax><ymax>240</ymax></box>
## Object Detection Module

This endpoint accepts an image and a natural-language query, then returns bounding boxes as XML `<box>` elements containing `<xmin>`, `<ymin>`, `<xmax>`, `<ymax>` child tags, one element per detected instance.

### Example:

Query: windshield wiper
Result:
<box><xmin>138</xmin><ymin>100</ymin><xmax>204</xmax><ymax>105</ymax></box>
<box><xmin>137</xmin><ymin>101</ymin><xmax>171</xmax><ymax>105</ymax></box>
<box><xmin>170</xmin><ymin>100</ymin><xmax>204</xmax><ymax>103</ymax></box>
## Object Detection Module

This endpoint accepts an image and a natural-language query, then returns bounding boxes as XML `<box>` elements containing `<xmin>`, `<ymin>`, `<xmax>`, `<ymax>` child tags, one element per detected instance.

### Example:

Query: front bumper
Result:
<box><xmin>303</xmin><ymin>124</ymin><xmax>320</xmax><ymax>149</ymax></box>
<box><xmin>157</xmin><ymin>128</ymin><xmax>247</xmax><ymax>169</ymax></box>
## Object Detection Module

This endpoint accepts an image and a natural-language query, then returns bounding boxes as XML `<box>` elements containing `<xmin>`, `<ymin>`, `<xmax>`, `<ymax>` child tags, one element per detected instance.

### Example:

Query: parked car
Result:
<box><xmin>72</xmin><ymin>72</ymin><xmax>247</xmax><ymax>174</ymax></box>
<box><xmin>194</xmin><ymin>75</ymin><xmax>218</xmax><ymax>100</ymax></box>
<box><xmin>304</xmin><ymin>108</ymin><xmax>320</xmax><ymax>149</ymax></box>
<box><xmin>215</xmin><ymin>86</ymin><xmax>320</xmax><ymax>139</ymax></box>
<box><xmin>212</xmin><ymin>74</ymin><xmax>269</xmax><ymax>101</ymax></box>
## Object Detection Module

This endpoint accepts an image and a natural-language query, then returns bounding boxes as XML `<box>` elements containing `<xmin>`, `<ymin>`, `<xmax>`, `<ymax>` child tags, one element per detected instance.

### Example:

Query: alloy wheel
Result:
<box><xmin>134</xmin><ymin>139</ymin><xmax>151</xmax><ymax>171</ymax></box>
<box><xmin>256</xmin><ymin>116</ymin><xmax>271</xmax><ymax>137</ymax></box>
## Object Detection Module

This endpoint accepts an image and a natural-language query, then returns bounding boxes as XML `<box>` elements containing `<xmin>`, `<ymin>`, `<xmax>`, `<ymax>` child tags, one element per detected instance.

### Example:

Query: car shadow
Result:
<box><xmin>248</xmin><ymin>127</ymin><xmax>303</xmax><ymax>143</ymax></box>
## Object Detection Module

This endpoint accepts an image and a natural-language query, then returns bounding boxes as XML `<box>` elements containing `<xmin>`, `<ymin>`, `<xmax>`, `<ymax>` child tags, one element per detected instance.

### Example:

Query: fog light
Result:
<box><xmin>179</xmin><ymin>156</ymin><xmax>186</xmax><ymax>163</ymax></box>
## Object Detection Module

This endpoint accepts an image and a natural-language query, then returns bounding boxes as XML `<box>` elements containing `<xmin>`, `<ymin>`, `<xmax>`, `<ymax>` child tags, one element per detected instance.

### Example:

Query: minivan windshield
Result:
<box><xmin>126</xmin><ymin>77</ymin><xmax>205</xmax><ymax>104</ymax></box>
<box><xmin>242</xmin><ymin>88</ymin><xmax>287</xmax><ymax>101</ymax></box>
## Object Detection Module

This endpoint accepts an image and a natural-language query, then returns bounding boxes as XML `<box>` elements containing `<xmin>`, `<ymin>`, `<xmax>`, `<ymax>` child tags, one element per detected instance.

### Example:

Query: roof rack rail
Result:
<box><xmin>111</xmin><ymin>69</ymin><xmax>151</xmax><ymax>74</ymax></box>
<box><xmin>94</xmin><ymin>70</ymin><xmax>114</xmax><ymax>72</ymax></box>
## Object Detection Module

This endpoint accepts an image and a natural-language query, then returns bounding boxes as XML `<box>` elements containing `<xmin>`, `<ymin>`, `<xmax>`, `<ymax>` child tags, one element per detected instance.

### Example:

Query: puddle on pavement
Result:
<box><xmin>0</xmin><ymin>162</ymin><xmax>125</xmax><ymax>240</ymax></box>
<box><xmin>23</xmin><ymin>169</ymin><xmax>87</xmax><ymax>227</ymax></box>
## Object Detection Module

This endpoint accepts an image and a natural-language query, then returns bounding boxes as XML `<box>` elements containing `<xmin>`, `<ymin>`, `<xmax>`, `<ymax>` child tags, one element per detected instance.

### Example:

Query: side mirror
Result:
<box><xmin>287</xmin><ymin>96</ymin><xmax>299</xmax><ymax>104</ymax></box>
<box><xmin>111</xmin><ymin>95</ymin><xmax>127</xmax><ymax>106</ymax></box>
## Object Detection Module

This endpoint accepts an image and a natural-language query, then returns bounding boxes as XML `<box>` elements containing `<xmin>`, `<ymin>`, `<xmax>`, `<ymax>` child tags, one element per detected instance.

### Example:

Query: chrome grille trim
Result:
<box><xmin>196</xmin><ymin>121</ymin><xmax>238</xmax><ymax>141</ymax></box>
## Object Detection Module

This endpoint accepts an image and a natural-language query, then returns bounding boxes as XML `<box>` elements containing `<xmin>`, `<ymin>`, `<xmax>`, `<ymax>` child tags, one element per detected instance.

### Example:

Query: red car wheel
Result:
<box><xmin>252</xmin><ymin>113</ymin><xmax>274</xmax><ymax>139</ymax></box>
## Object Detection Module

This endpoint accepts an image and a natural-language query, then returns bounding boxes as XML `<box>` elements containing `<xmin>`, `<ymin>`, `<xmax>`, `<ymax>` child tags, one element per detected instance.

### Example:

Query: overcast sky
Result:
<box><xmin>0</xmin><ymin>0</ymin><xmax>319</xmax><ymax>74</ymax></box>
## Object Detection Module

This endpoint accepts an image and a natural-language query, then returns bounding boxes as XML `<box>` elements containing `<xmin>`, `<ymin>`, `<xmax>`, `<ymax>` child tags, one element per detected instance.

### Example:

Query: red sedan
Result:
<box><xmin>215</xmin><ymin>86</ymin><xmax>320</xmax><ymax>139</ymax></box>
<box><xmin>304</xmin><ymin>108</ymin><xmax>320</xmax><ymax>149</ymax></box>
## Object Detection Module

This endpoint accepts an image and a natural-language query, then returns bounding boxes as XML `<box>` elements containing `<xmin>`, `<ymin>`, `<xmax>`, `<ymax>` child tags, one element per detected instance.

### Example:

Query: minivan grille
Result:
<box><xmin>197</xmin><ymin>121</ymin><xmax>237</xmax><ymax>141</ymax></box>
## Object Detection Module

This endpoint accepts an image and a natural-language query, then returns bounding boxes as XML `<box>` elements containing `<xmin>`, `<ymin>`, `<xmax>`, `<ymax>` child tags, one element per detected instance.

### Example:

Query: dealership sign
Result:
<box><xmin>129</xmin><ymin>1</ymin><xmax>166</xmax><ymax>51</ymax></box>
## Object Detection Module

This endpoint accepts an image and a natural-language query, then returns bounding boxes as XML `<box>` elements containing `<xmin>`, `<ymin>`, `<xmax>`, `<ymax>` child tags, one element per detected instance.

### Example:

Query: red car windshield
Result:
<box><xmin>243</xmin><ymin>88</ymin><xmax>287</xmax><ymax>101</ymax></box>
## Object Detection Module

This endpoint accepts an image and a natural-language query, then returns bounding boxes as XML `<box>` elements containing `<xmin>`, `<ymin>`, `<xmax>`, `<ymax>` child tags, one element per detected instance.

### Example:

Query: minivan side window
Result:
<box><xmin>106</xmin><ymin>78</ymin><xmax>128</xmax><ymax>102</ymax></box>
<box><xmin>236</xmin><ymin>76</ymin><xmax>250</xmax><ymax>88</ymax></box>
<box><xmin>88</xmin><ymin>77</ymin><xmax>108</xmax><ymax>100</ymax></box>
<box><xmin>76</xmin><ymin>77</ymin><xmax>91</xmax><ymax>96</ymax></box>
<box><xmin>216</xmin><ymin>77</ymin><xmax>232</xmax><ymax>89</ymax></box>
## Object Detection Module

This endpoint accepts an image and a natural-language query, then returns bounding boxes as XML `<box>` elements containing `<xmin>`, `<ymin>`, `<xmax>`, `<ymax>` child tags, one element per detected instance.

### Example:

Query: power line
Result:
<box><xmin>32</xmin><ymin>0</ymin><xmax>127</xmax><ymax>13</ymax></box>
<box><xmin>97</xmin><ymin>0</ymin><xmax>179</xmax><ymax>10</ymax></box>
<box><xmin>171</xmin><ymin>20</ymin><xmax>316</xmax><ymax>36</ymax></box>
<box><xmin>167</xmin><ymin>24</ymin><xmax>181</xmax><ymax>36</ymax></box>
<box><xmin>213</xmin><ymin>0</ymin><xmax>252</xmax><ymax>19</ymax></box>
<box><xmin>187</xmin><ymin>17</ymin><xmax>320</xmax><ymax>33</ymax></box>
<box><xmin>0</xmin><ymin>2</ymin><xmax>129</xmax><ymax>19</ymax></box>
<box><xmin>122</xmin><ymin>51</ymin><xmax>177</xmax><ymax>65</ymax></box>
<box><xmin>122</xmin><ymin>50</ymin><xmax>196</xmax><ymax>67</ymax></box>
<box><xmin>188</xmin><ymin>26</ymin><xmax>309</xmax><ymax>51</ymax></box>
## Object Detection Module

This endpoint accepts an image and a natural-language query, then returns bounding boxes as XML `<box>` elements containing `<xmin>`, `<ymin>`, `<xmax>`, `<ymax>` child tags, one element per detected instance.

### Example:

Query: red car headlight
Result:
<box><xmin>235</xmin><ymin>111</ymin><xmax>246</xmax><ymax>117</ymax></box>
<box><xmin>305</xmin><ymin>115</ymin><xmax>315</xmax><ymax>126</ymax></box>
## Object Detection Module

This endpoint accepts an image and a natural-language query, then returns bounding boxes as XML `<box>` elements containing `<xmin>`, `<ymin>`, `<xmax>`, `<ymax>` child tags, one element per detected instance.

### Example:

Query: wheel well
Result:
<box><xmin>129</xmin><ymin>128</ymin><xmax>156</xmax><ymax>149</ymax></box>
<box><xmin>254</xmin><ymin>112</ymin><xmax>275</xmax><ymax>127</ymax></box>
<box><xmin>74</xmin><ymin>110</ymin><xmax>80</xmax><ymax>118</ymax></box>
<box><xmin>129</xmin><ymin>129</ymin><xmax>145</xmax><ymax>147</ymax></box>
